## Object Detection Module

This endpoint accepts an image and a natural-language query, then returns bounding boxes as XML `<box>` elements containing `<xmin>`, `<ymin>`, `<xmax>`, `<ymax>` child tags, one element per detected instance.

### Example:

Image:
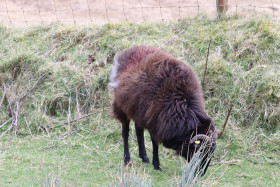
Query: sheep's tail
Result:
<box><xmin>109</xmin><ymin>46</ymin><xmax>161</xmax><ymax>89</ymax></box>
<box><xmin>109</xmin><ymin>54</ymin><xmax>120</xmax><ymax>89</ymax></box>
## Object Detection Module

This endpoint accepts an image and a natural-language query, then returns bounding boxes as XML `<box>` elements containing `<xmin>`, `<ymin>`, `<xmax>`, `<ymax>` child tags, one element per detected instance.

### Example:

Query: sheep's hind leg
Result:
<box><xmin>113</xmin><ymin>102</ymin><xmax>131</xmax><ymax>166</ymax></box>
<box><xmin>151</xmin><ymin>137</ymin><xmax>162</xmax><ymax>170</ymax></box>
<box><xmin>122</xmin><ymin>122</ymin><xmax>131</xmax><ymax>165</ymax></box>
<box><xmin>135</xmin><ymin>125</ymin><xmax>150</xmax><ymax>163</ymax></box>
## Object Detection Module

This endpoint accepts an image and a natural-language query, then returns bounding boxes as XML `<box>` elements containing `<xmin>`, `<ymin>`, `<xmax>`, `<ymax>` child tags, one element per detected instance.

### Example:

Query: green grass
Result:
<box><xmin>0</xmin><ymin>14</ymin><xmax>280</xmax><ymax>186</ymax></box>
<box><xmin>0</xmin><ymin>115</ymin><xmax>279</xmax><ymax>186</ymax></box>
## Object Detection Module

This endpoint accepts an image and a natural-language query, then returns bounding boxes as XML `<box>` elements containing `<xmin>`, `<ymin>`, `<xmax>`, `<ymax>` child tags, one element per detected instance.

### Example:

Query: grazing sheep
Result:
<box><xmin>110</xmin><ymin>46</ymin><xmax>217</xmax><ymax>174</ymax></box>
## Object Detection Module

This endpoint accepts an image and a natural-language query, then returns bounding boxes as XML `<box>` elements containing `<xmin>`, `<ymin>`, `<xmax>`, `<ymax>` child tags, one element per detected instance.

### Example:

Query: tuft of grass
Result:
<box><xmin>175</xmin><ymin>145</ymin><xmax>214</xmax><ymax>187</ymax></box>
<box><xmin>111</xmin><ymin>165</ymin><xmax>152</xmax><ymax>187</ymax></box>
<box><xmin>38</xmin><ymin>167</ymin><xmax>62</xmax><ymax>187</ymax></box>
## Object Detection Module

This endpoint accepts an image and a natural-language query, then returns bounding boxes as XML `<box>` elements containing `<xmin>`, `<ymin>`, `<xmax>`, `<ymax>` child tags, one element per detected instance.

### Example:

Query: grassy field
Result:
<box><xmin>0</xmin><ymin>14</ymin><xmax>280</xmax><ymax>186</ymax></box>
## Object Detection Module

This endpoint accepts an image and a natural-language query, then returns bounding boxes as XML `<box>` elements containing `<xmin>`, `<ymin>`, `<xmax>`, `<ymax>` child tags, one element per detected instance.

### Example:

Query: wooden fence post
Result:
<box><xmin>216</xmin><ymin>0</ymin><xmax>228</xmax><ymax>16</ymax></box>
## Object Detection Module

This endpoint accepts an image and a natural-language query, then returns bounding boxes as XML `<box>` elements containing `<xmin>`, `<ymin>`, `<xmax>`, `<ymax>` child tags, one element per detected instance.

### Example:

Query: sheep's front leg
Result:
<box><xmin>135</xmin><ymin>125</ymin><xmax>150</xmax><ymax>163</ymax></box>
<box><xmin>151</xmin><ymin>137</ymin><xmax>161</xmax><ymax>170</ymax></box>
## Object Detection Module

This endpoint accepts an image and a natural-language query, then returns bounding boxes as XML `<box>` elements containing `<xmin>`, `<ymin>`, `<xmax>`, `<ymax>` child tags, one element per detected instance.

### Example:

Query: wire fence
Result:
<box><xmin>0</xmin><ymin>0</ymin><xmax>279</xmax><ymax>26</ymax></box>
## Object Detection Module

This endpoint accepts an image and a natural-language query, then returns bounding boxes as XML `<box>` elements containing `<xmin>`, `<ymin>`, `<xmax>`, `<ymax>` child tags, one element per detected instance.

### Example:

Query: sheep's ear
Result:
<box><xmin>196</xmin><ymin>110</ymin><xmax>211</xmax><ymax>124</ymax></box>
<box><xmin>193</xmin><ymin>140</ymin><xmax>201</xmax><ymax>149</ymax></box>
<box><xmin>188</xmin><ymin>139</ymin><xmax>201</xmax><ymax>149</ymax></box>
<box><xmin>204</xmin><ymin>118</ymin><xmax>212</xmax><ymax>126</ymax></box>
<box><xmin>194</xmin><ymin>140</ymin><xmax>201</xmax><ymax>145</ymax></box>
<box><xmin>198</xmin><ymin>113</ymin><xmax>212</xmax><ymax>126</ymax></box>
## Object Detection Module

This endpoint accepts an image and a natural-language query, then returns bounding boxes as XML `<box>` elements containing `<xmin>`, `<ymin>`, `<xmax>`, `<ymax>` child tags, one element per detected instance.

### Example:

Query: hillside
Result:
<box><xmin>0</xmin><ymin>15</ymin><xmax>280</xmax><ymax>186</ymax></box>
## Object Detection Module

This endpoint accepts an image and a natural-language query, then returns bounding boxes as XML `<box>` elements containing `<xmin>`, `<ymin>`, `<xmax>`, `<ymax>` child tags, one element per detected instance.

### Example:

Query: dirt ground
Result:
<box><xmin>0</xmin><ymin>0</ymin><xmax>279</xmax><ymax>26</ymax></box>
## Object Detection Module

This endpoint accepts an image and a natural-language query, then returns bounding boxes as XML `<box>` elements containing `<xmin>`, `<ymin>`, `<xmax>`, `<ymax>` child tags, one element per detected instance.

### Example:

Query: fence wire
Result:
<box><xmin>0</xmin><ymin>0</ymin><xmax>279</xmax><ymax>26</ymax></box>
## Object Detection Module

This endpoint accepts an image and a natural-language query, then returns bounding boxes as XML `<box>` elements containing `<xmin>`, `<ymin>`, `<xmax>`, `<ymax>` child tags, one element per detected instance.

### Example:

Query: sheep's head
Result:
<box><xmin>180</xmin><ymin>123</ymin><xmax>217</xmax><ymax>176</ymax></box>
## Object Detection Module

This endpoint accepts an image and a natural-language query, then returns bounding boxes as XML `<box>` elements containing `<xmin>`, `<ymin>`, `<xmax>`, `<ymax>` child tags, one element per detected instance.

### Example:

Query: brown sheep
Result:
<box><xmin>110</xmin><ymin>46</ymin><xmax>217</xmax><ymax>174</ymax></box>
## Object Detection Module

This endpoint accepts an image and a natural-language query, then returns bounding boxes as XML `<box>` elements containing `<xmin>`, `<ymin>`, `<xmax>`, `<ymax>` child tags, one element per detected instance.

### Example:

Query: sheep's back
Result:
<box><xmin>112</xmin><ymin>46</ymin><xmax>205</xmax><ymax>143</ymax></box>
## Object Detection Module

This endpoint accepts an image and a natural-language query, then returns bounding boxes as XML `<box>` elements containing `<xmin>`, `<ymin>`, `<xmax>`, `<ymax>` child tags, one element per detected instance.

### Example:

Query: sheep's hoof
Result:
<box><xmin>124</xmin><ymin>159</ymin><xmax>131</xmax><ymax>166</ymax></box>
<box><xmin>154</xmin><ymin>166</ymin><xmax>162</xmax><ymax>171</ymax></box>
<box><xmin>140</xmin><ymin>155</ymin><xmax>150</xmax><ymax>163</ymax></box>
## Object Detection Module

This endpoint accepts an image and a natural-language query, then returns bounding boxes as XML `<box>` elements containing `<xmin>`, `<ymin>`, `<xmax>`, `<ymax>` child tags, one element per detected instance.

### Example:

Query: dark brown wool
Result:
<box><xmin>110</xmin><ymin>46</ymin><xmax>216</xmax><ymax>172</ymax></box>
